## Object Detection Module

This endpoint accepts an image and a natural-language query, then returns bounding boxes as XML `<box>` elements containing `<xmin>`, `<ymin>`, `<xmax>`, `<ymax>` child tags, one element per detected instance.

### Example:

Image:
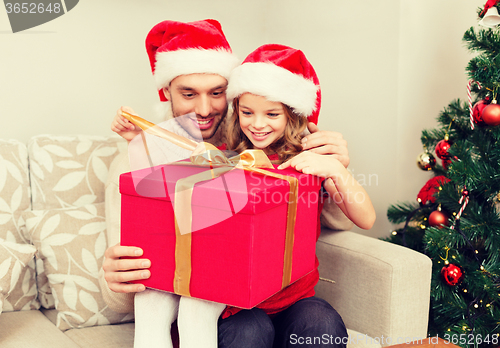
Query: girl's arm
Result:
<box><xmin>278</xmin><ymin>152</ymin><xmax>376</xmax><ymax>230</ymax></box>
<box><xmin>111</xmin><ymin>106</ymin><xmax>141</xmax><ymax>142</ymax></box>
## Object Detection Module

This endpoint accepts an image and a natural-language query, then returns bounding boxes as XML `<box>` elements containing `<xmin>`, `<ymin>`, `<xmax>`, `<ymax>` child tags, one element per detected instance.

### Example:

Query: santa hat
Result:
<box><xmin>226</xmin><ymin>44</ymin><xmax>321</xmax><ymax>124</ymax></box>
<box><xmin>145</xmin><ymin>19</ymin><xmax>239</xmax><ymax>102</ymax></box>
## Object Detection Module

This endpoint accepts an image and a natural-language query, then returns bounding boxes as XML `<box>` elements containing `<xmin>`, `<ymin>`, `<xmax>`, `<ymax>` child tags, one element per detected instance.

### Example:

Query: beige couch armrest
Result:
<box><xmin>315</xmin><ymin>230</ymin><xmax>432</xmax><ymax>346</ymax></box>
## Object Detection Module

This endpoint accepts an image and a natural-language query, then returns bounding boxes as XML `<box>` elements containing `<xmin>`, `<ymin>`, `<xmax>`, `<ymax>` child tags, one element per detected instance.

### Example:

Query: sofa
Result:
<box><xmin>0</xmin><ymin>134</ymin><xmax>432</xmax><ymax>348</ymax></box>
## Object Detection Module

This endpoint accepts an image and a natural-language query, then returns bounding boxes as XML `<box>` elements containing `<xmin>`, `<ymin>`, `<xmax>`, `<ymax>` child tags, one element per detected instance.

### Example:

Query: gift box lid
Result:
<box><xmin>120</xmin><ymin>162</ymin><xmax>323</xmax><ymax>215</ymax></box>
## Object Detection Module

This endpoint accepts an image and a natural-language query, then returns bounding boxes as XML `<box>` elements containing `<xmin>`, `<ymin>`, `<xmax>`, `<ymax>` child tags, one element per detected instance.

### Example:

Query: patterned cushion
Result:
<box><xmin>0</xmin><ymin>241</ymin><xmax>37</xmax><ymax>314</ymax></box>
<box><xmin>0</xmin><ymin>139</ymin><xmax>39</xmax><ymax>311</ymax></box>
<box><xmin>24</xmin><ymin>203</ymin><xmax>133</xmax><ymax>331</ymax></box>
<box><xmin>28</xmin><ymin>135</ymin><xmax>127</xmax><ymax>210</ymax></box>
<box><xmin>27</xmin><ymin>135</ymin><xmax>126</xmax><ymax>308</ymax></box>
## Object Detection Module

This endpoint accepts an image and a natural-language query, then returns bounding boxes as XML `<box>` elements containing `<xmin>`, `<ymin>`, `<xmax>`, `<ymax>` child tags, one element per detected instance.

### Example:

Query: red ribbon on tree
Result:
<box><xmin>417</xmin><ymin>176</ymin><xmax>451</xmax><ymax>205</ymax></box>
<box><xmin>481</xmin><ymin>0</ymin><xmax>500</xmax><ymax>16</ymax></box>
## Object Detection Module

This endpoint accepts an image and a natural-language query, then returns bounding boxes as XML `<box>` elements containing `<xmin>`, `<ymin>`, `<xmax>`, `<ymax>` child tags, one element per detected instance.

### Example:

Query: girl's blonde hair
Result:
<box><xmin>226</xmin><ymin>96</ymin><xmax>308</xmax><ymax>164</ymax></box>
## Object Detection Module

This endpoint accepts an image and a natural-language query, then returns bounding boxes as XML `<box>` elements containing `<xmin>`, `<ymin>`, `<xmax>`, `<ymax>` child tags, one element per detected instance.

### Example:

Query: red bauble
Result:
<box><xmin>441</xmin><ymin>264</ymin><xmax>464</xmax><ymax>286</ymax></box>
<box><xmin>428</xmin><ymin>210</ymin><xmax>449</xmax><ymax>228</ymax></box>
<box><xmin>472</xmin><ymin>99</ymin><xmax>489</xmax><ymax>126</ymax></box>
<box><xmin>435</xmin><ymin>140</ymin><xmax>452</xmax><ymax>160</ymax></box>
<box><xmin>482</xmin><ymin>103</ymin><xmax>500</xmax><ymax>126</ymax></box>
<box><xmin>442</xmin><ymin>159</ymin><xmax>452</xmax><ymax>170</ymax></box>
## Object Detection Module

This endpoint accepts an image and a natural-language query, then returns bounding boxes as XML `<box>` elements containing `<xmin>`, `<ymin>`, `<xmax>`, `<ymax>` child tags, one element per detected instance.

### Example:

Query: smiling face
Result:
<box><xmin>163</xmin><ymin>73</ymin><xmax>228</xmax><ymax>142</ymax></box>
<box><xmin>238</xmin><ymin>93</ymin><xmax>287</xmax><ymax>153</ymax></box>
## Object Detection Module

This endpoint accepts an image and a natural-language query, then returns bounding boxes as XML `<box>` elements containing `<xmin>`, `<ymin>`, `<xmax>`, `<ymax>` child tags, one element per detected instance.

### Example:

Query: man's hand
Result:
<box><xmin>102</xmin><ymin>244</ymin><xmax>151</xmax><ymax>293</ymax></box>
<box><xmin>301</xmin><ymin>122</ymin><xmax>350</xmax><ymax>168</ymax></box>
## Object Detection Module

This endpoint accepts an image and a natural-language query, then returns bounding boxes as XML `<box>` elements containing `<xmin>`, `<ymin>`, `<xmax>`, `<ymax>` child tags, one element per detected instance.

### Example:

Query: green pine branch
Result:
<box><xmin>387</xmin><ymin>201</ymin><xmax>420</xmax><ymax>224</ymax></box>
<box><xmin>463</xmin><ymin>26</ymin><xmax>500</xmax><ymax>56</ymax></box>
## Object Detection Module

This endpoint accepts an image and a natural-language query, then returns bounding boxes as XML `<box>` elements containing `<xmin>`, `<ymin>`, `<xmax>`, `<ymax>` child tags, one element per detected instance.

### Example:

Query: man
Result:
<box><xmin>100</xmin><ymin>19</ymin><xmax>351</xmax><ymax>347</ymax></box>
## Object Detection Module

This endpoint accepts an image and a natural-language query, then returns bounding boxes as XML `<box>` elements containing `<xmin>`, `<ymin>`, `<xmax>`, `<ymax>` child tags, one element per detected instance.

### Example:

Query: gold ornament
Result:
<box><xmin>416</xmin><ymin>151</ymin><xmax>437</xmax><ymax>171</ymax></box>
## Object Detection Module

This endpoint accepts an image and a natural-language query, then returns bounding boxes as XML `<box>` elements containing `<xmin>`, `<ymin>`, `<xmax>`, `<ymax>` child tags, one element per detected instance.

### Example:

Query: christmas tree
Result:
<box><xmin>386</xmin><ymin>3</ymin><xmax>500</xmax><ymax>347</ymax></box>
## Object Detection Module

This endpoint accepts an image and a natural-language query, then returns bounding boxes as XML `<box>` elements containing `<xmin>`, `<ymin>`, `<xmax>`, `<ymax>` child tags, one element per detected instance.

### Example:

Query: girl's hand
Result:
<box><xmin>111</xmin><ymin>106</ymin><xmax>141</xmax><ymax>142</ymax></box>
<box><xmin>278</xmin><ymin>151</ymin><xmax>341</xmax><ymax>178</ymax></box>
<box><xmin>279</xmin><ymin>151</ymin><xmax>376</xmax><ymax>230</ymax></box>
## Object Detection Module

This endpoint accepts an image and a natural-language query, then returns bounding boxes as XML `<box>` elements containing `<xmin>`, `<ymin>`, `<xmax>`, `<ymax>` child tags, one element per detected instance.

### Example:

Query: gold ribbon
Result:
<box><xmin>121</xmin><ymin>111</ymin><xmax>198</xmax><ymax>151</ymax></box>
<box><xmin>171</xmin><ymin>146</ymin><xmax>298</xmax><ymax>297</ymax></box>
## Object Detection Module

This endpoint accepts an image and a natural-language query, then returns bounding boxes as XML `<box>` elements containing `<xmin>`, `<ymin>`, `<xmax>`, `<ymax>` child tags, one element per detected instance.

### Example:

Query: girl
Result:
<box><xmin>215</xmin><ymin>44</ymin><xmax>376</xmax><ymax>347</ymax></box>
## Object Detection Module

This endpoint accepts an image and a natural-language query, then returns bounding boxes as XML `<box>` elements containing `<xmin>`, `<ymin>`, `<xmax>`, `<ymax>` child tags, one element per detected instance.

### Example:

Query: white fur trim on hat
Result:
<box><xmin>154</xmin><ymin>101</ymin><xmax>173</xmax><ymax>121</ymax></box>
<box><xmin>226</xmin><ymin>62</ymin><xmax>319</xmax><ymax>117</ymax></box>
<box><xmin>154</xmin><ymin>49</ymin><xmax>240</xmax><ymax>89</ymax></box>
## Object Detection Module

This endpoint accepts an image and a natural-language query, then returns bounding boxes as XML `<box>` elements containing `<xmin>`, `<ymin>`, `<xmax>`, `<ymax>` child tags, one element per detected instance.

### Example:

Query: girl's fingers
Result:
<box><xmin>277</xmin><ymin>159</ymin><xmax>291</xmax><ymax>170</ymax></box>
<box><xmin>278</xmin><ymin>152</ymin><xmax>310</xmax><ymax>170</ymax></box>
<box><xmin>278</xmin><ymin>158</ymin><xmax>301</xmax><ymax>170</ymax></box>
<box><xmin>117</xmin><ymin>117</ymin><xmax>135</xmax><ymax>130</ymax></box>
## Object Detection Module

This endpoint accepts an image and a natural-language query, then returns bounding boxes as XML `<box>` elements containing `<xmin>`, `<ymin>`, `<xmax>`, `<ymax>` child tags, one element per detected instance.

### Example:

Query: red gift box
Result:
<box><xmin>120</xmin><ymin>161</ymin><xmax>322</xmax><ymax>309</ymax></box>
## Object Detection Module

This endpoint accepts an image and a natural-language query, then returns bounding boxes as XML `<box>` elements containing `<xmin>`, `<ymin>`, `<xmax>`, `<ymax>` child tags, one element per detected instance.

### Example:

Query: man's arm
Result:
<box><xmin>99</xmin><ymin>151</ymin><xmax>151</xmax><ymax>313</ymax></box>
<box><xmin>301</xmin><ymin>122</ymin><xmax>354</xmax><ymax>230</ymax></box>
<box><xmin>301</xmin><ymin>122</ymin><xmax>350</xmax><ymax>168</ymax></box>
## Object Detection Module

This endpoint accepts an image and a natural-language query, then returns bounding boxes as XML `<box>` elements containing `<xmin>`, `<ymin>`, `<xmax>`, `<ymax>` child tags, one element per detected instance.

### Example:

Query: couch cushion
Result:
<box><xmin>28</xmin><ymin>135</ymin><xmax>127</xmax><ymax>210</ymax></box>
<box><xmin>0</xmin><ymin>310</ymin><xmax>80</xmax><ymax>347</ymax></box>
<box><xmin>25</xmin><ymin>203</ymin><xmax>133</xmax><ymax>331</ymax></box>
<box><xmin>42</xmin><ymin>308</ymin><xmax>136</xmax><ymax>348</ymax></box>
<box><xmin>0</xmin><ymin>139</ymin><xmax>30</xmax><ymax>235</ymax></box>
<box><xmin>65</xmin><ymin>322</ymin><xmax>135</xmax><ymax>348</ymax></box>
<box><xmin>0</xmin><ymin>241</ymin><xmax>37</xmax><ymax>313</ymax></box>
<box><xmin>27</xmin><ymin>134</ymin><xmax>126</xmax><ymax>309</ymax></box>
<box><xmin>0</xmin><ymin>139</ymin><xmax>39</xmax><ymax>312</ymax></box>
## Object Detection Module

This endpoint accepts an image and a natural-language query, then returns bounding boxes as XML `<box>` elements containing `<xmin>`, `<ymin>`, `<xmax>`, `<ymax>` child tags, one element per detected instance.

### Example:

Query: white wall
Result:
<box><xmin>396</xmin><ymin>1</ymin><xmax>482</xmax><ymax>204</ymax></box>
<box><xmin>0</xmin><ymin>0</ymin><xmax>485</xmax><ymax>238</ymax></box>
<box><xmin>0</xmin><ymin>0</ymin><xmax>268</xmax><ymax>133</ymax></box>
